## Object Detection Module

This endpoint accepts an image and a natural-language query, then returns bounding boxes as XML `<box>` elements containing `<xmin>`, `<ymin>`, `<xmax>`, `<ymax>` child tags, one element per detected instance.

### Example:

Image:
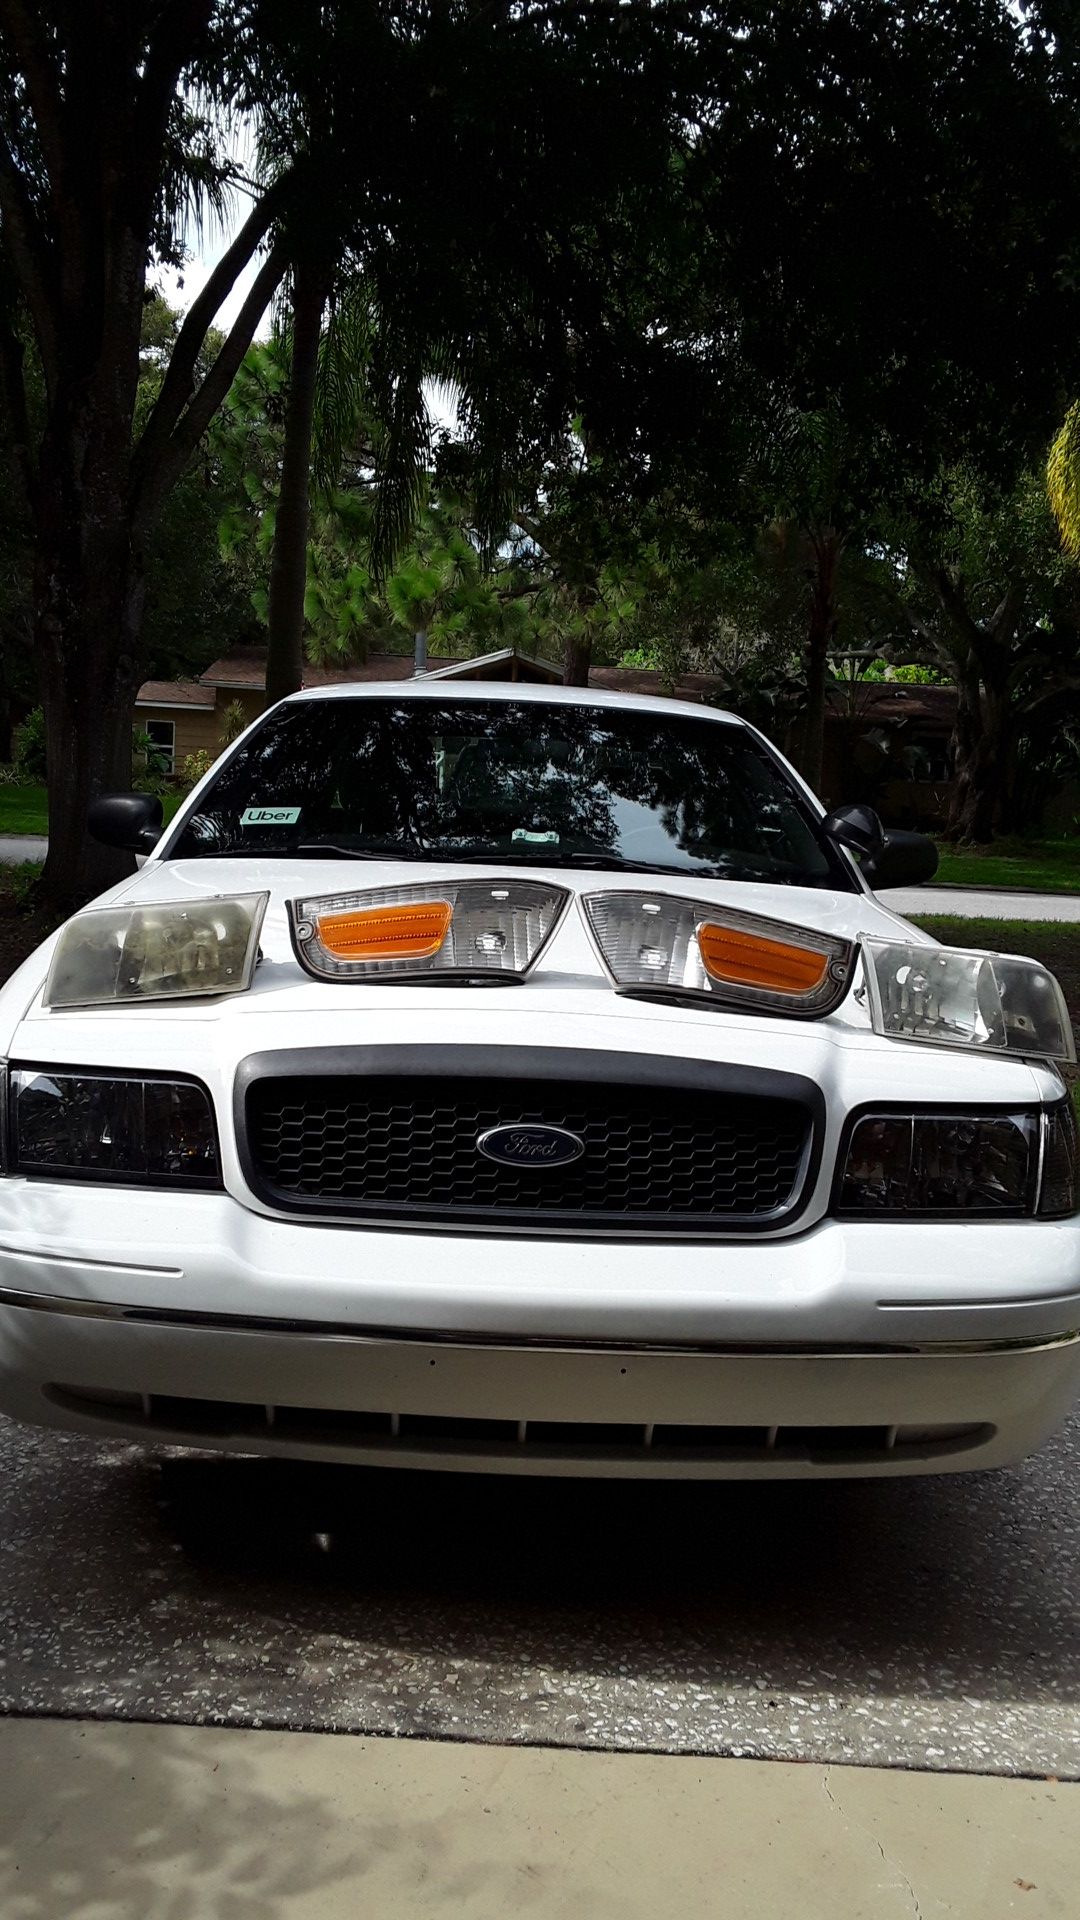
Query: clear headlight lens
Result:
<box><xmin>290</xmin><ymin>879</ymin><xmax>569</xmax><ymax>981</ymax></box>
<box><xmin>837</xmin><ymin>1102</ymin><xmax>1078</xmax><ymax>1218</ymax></box>
<box><xmin>862</xmin><ymin>939</ymin><xmax>1075</xmax><ymax>1062</ymax></box>
<box><xmin>44</xmin><ymin>894</ymin><xmax>268</xmax><ymax>1009</ymax></box>
<box><xmin>581</xmin><ymin>892</ymin><xmax>855</xmax><ymax>1017</ymax></box>
<box><xmin>8</xmin><ymin>1067</ymin><xmax>220</xmax><ymax>1186</ymax></box>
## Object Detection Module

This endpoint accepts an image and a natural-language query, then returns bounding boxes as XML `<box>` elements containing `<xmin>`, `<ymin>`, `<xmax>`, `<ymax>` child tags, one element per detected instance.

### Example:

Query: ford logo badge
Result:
<box><xmin>477</xmin><ymin>1123</ymin><xmax>585</xmax><ymax>1168</ymax></box>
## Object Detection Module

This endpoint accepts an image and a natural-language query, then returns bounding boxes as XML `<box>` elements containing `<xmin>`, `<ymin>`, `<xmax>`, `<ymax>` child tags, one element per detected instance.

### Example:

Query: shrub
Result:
<box><xmin>131</xmin><ymin>726</ymin><xmax>173</xmax><ymax>795</ymax></box>
<box><xmin>180</xmin><ymin>748</ymin><xmax>214</xmax><ymax>788</ymax></box>
<box><xmin>2</xmin><ymin>859</ymin><xmax>44</xmax><ymax>910</ymax></box>
<box><xmin>13</xmin><ymin>706</ymin><xmax>47</xmax><ymax>782</ymax></box>
<box><xmin>219</xmin><ymin>699</ymin><xmax>248</xmax><ymax>747</ymax></box>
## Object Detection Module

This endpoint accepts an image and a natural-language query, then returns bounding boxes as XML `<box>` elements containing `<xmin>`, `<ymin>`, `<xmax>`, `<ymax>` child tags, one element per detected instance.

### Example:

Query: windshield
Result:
<box><xmin>167</xmin><ymin>697</ymin><xmax>849</xmax><ymax>887</ymax></box>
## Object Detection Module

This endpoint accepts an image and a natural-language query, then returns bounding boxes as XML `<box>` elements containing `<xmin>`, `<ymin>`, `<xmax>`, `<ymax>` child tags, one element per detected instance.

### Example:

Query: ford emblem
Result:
<box><xmin>477</xmin><ymin>1123</ymin><xmax>585</xmax><ymax>1168</ymax></box>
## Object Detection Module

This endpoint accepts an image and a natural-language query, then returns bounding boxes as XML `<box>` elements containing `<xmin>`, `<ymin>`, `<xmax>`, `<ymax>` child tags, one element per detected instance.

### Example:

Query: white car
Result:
<box><xmin>1</xmin><ymin>681</ymin><xmax>1077</xmax><ymax>1479</ymax></box>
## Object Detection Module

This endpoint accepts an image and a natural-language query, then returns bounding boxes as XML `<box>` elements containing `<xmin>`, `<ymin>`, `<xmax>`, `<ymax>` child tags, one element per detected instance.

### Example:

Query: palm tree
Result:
<box><xmin>1048</xmin><ymin>402</ymin><xmax>1080</xmax><ymax>556</ymax></box>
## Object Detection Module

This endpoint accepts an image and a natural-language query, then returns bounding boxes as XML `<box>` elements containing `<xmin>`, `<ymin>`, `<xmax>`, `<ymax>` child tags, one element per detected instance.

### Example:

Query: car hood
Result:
<box><xmin>76</xmin><ymin>850</ymin><xmax>924</xmax><ymax>991</ymax></box>
<box><xmin>1</xmin><ymin>853</ymin><xmax>1057</xmax><ymax>1115</ymax></box>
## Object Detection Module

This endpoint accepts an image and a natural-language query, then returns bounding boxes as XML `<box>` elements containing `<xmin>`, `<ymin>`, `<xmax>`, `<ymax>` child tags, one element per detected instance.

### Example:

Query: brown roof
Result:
<box><xmin>197</xmin><ymin>653</ymin><xmax>733</xmax><ymax>703</ymax></box>
<box><xmin>825</xmin><ymin>682</ymin><xmax>958</xmax><ymax>726</ymax></box>
<box><xmin>135</xmin><ymin>679</ymin><xmax>216</xmax><ymax>709</ymax></box>
<box><xmin>198</xmin><ymin>647</ymin><xmax>566</xmax><ymax>690</ymax></box>
<box><xmin>140</xmin><ymin>655</ymin><xmax>958</xmax><ymax>724</ymax></box>
<box><xmin>199</xmin><ymin>648</ymin><xmax>466</xmax><ymax>689</ymax></box>
<box><xmin>588</xmin><ymin>667</ymin><xmax>729</xmax><ymax>704</ymax></box>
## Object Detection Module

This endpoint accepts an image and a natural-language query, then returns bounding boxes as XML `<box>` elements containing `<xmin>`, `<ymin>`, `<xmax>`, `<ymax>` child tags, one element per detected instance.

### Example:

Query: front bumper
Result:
<box><xmin>2</xmin><ymin>1182</ymin><xmax>1080</xmax><ymax>1475</ymax></box>
<box><xmin>1</xmin><ymin>1293</ymin><xmax>1078</xmax><ymax>1476</ymax></box>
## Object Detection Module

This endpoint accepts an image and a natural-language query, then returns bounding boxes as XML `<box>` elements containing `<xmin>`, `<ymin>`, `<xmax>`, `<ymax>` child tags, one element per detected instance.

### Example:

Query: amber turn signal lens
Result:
<box><xmin>697</xmin><ymin>922</ymin><xmax>829</xmax><ymax>995</ymax></box>
<box><xmin>316</xmin><ymin>899</ymin><xmax>452</xmax><ymax>961</ymax></box>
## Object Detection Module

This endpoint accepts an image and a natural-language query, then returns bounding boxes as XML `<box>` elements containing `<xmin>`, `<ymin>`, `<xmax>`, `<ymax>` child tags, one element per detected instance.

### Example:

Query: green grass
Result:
<box><xmin>933</xmin><ymin>837</ymin><xmax>1080</xmax><ymax>893</ymax></box>
<box><xmin>0</xmin><ymin>783</ymin><xmax>184</xmax><ymax>836</ymax></box>
<box><xmin>0</xmin><ymin>782</ymin><xmax>47</xmax><ymax>833</ymax></box>
<box><xmin>909</xmin><ymin>914</ymin><xmax>1080</xmax><ymax>948</ymax></box>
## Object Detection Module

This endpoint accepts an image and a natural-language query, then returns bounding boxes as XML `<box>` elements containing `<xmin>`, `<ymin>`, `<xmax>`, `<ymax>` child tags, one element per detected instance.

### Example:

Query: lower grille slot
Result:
<box><xmin>48</xmin><ymin>1388</ymin><xmax>992</xmax><ymax>1462</ymax></box>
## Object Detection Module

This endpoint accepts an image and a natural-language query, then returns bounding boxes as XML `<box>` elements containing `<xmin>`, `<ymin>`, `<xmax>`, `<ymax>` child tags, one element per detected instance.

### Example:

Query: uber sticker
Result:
<box><xmin>241</xmin><ymin>805</ymin><xmax>301</xmax><ymax>826</ymax></box>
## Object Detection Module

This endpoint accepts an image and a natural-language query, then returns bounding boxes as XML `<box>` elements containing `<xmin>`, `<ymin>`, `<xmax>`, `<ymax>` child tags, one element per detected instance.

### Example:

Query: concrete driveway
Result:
<box><xmin>2</xmin><ymin>1718</ymin><xmax>1076</xmax><ymax>1920</ymax></box>
<box><xmin>0</xmin><ymin>833</ymin><xmax>46</xmax><ymax>864</ymax></box>
<box><xmin>880</xmin><ymin>883</ymin><xmax>1080</xmax><ymax>920</ymax></box>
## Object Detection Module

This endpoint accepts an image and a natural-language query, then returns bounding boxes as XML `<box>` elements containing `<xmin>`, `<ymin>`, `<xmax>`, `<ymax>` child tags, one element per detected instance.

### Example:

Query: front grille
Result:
<box><xmin>243</xmin><ymin>1073</ymin><xmax>812</xmax><ymax>1234</ymax></box>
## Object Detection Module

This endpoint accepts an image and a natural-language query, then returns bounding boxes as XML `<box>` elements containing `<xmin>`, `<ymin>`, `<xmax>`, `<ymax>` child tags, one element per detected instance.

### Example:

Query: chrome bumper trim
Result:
<box><xmin>0</xmin><ymin>1284</ymin><xmax>1077</xmax><ymax>1359</ymax></box>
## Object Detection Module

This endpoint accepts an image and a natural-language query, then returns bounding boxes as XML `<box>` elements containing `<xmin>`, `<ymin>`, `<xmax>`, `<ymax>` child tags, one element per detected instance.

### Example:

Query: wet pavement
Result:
<box><xmin>2</xmin><ymin>1412</ymin><xmax>1078</xmax><ymax>1778</ymax></box>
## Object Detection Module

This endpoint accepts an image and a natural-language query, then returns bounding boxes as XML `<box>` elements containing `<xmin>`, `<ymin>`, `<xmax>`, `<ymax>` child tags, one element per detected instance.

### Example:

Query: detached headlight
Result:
<box><xmin>44</xmin><ymin>894</ymin><xmax>268</xmax><ymax>1009</ymax></box>
<box><xmin>7</xmin><ymin>1067</ymin><xmax>220</xmax><ymax>1186</ymax></box>
<box><xmin>582</xmin><ymin>892</ymin><xmax>855</xmax><ymax>1017</ymax></box>
<box><xmin>290</xmin><ymin>879</ymin><xmax>569</xmax><ymax>981</ymax></box>
<box><xmin>862</xmin><ymin>939</ymin><xmax>1074</xmax><ymax>1063</ymax></box>
<box><xmin>837</xmin><ymin>1101</ymin><xmax>1078</xmax><ymax>1218</ymax></box>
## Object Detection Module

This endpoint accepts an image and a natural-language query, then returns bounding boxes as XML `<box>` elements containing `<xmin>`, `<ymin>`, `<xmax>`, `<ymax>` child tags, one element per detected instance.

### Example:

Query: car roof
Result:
<box><xmin>287</xmin><ymin>676</ymin><xmax>745</xmax><ymax>728</ymax></box>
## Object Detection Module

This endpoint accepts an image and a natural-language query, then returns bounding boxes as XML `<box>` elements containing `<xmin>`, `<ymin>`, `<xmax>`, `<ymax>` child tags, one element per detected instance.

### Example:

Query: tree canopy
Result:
<box><xmin>3</xmin><ymin>0</ymin><xmax>1080</xmax><ymax>893</ymax></box>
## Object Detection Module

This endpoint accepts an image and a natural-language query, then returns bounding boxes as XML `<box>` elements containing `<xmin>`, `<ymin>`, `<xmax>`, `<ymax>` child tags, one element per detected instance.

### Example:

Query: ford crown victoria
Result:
<box><xmin>0</xmin><ymin>681</ymin><xmax>1077</xmax><ymax>1479</ymax></box>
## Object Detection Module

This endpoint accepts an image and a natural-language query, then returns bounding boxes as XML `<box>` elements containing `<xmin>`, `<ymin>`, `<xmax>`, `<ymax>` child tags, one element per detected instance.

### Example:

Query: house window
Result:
<box><xmin>141</xmin><ymin>718</ymin><xmax>175</xmax><ymax>773</ymax></box>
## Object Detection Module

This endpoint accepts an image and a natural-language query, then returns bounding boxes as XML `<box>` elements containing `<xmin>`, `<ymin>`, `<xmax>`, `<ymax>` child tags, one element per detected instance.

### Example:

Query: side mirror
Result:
<box><xmin>863</xmin><ymin>828</ymin><xmax>939</xmax><ymax>890</ymax></box>
<box><xmin>88</xmin><ymin>791</ymin><xmax>163</xmax><ymax>853</ymax></box>
<box><xmin>821</xmin><ymin>802</ymin><xmax>886</xmax><ymax>862</ymax></box>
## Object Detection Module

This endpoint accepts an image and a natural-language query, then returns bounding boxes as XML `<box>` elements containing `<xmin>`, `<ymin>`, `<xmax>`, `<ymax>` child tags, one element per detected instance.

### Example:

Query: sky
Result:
<box><xmin>155</xmin><ymin>207</ymin><xmax>459</xmax><ymax>430</ymax></box>
<box><xmin>155</xmin><ymin>130</ymin><xmax>272</xmax><ymax>340</ymax></box>
<box><xmin>156</xmin><ymin>236</ymin><xmax>269</xmax><ymax>338</ymax></box>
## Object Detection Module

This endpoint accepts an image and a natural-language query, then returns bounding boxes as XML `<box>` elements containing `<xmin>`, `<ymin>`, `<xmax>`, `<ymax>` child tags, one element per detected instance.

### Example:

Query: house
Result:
<box><xmin>134</xmin><ymin>647</ymin><xmax>959</xmax><ymax>823</ymax></box>
<box><xmin>133</xmin><ymin>646</ymin><xmax>564</xmax><ymax>771</ymax></box>
<box><xmin>821</xmin><ymin>682</ymin><xmax>957</xmax><ymax>827</ymax></box>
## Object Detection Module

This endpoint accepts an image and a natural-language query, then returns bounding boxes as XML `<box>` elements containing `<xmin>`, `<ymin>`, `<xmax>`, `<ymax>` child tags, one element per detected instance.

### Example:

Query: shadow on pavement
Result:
<box><xmin>154</xmin><ymin>1439</ymin><xmax>1080</xmax><ymax>1711</ymax></box>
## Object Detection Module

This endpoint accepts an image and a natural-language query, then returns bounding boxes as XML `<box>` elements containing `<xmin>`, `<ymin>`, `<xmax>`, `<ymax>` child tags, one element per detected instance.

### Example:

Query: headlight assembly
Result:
<box><xmin>7</xmin><ymin>1066</ymin><xmax>220</xmax><ymax>1186</ymax></box>
<box><xmin>862</xmin><ymin>939</ymin><xmax>1074</xmax><ymax>1063</ymax></box>
<box><xmin>44</xmin><ymin>894</ymin><xmax>268</xmax><ymax>1009</ymax></box>
<box><xmin>836</xmin><ymin>1100</ymin><xmax>1078</xmax><ymax>1219</ymax></box>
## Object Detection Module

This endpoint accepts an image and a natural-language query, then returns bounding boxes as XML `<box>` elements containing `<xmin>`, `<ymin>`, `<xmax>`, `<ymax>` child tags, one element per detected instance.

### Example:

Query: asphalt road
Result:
<box><xmin>3</xmin><ymin>1411</ymin><xmax>1078</xmax><ymax>1778</ymax></box>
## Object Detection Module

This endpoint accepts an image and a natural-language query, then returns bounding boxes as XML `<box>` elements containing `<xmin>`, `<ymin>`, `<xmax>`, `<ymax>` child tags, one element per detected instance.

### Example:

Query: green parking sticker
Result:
<box><xmin>240</xmin><ymin>806</ymin><xmax>301</xmax><ymax>826</ymax></box>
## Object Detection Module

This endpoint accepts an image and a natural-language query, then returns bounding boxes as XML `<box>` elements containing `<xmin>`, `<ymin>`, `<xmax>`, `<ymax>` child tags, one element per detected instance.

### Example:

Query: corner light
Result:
<box><xmin>290</xmin><ymin>879</ymin><xmax>569</xmax><ymax>981</ymax></box>
<box><xmin>697</xmin><ymin>922</ymin><xmax>830</xmax><ymax>995</ymax></box>
<box><xmin>581</xmin><ymin>892</ymin><xmax>855</xmax><ymax>1017</ymax></box>
<box><xmin>317</xmin><ymin>900</ymin><xmax>452</xmax><ymax>961</ymax></box>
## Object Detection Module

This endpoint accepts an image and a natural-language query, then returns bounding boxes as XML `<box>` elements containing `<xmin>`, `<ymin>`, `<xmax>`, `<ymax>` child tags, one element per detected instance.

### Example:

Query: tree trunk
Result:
<box><xmin>563</xmin><ymin>631</ymin><xmax>591</xmax><ymax>686</ymax></box>
<box><xmin>945</xmin><ymin>687</ymin><xmax>1006</xmax><ymax>844</ymax></box>
<box><xmin>265</xmin><ymin>265</ymin><xmax>326</xmax><ymax>705</ymax></box>
<box><xmin>35</xmin><ymin>455</ymin><xmax>146</xmax><ymax>906</ymax></box>
<box><xmin>797</xmin><ymin>530</ymin><xmax>841</xmax><ymax>794</ymax></box>
<box><xmin>945</xmin><ymin>671</ymin><xmax>1006</xmax><ymax>843</ymax></box>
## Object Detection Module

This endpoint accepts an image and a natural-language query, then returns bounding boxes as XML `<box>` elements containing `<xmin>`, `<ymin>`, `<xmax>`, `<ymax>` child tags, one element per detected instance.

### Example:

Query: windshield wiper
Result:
<box><xmin>290</xmin><ymin>844</ymin><xmax>815</xmax><ymax>884</ymax></box>
<box><xmin>563</xmin><ymin>853</ymin><xmax>805</xmax><ymax>882</ymax></box>
<box><xmin>294</xmin><ymin>842</ymin><xmax>422</xmax><ymax>860</ymax></box>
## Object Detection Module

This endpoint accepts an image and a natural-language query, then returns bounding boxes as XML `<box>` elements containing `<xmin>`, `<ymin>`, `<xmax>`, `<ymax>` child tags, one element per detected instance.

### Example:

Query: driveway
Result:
<box><xmin>0</xmin><ymin>833</ymin><xmax>46</xmax><ymax>864</ymax></box>
<box><xmin>879</xmin><ymin>884</ymin><xmax>1080</xmax><ymax>920</ymax></box>
<box><xmin>3</xmin><ymin>1409</ymin><xmax>1079</xmax><ymax>1778</ymax></box>
<box><xmin>3</xmin><ymin>1718</ymin><xmax>1076</xmax><ymax>1919</ymax></box>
